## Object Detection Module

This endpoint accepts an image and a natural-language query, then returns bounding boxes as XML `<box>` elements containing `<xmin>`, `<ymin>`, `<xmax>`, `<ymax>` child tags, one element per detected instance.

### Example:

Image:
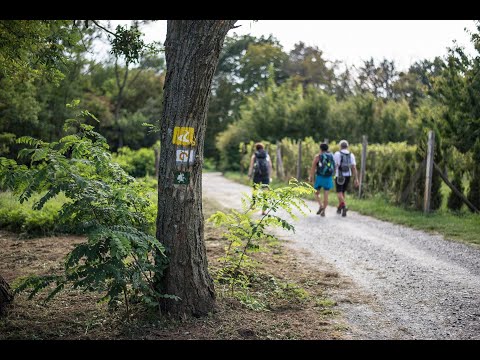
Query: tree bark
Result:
<box><xmin>0</xmin><ymin>274</ymin><xmax>13</xmax><ymax>316</ymax></box>
<box><xmin>156</xmin><ymin>20</ymin><xmax>237</xmax><ymax>317</ymax></box>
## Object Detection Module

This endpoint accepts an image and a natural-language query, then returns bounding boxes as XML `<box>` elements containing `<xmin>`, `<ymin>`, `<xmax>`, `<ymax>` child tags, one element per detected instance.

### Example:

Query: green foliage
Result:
<box><xmin>0</xmin><ymin>21</ymin><xmax>165</xmax><ymax>162</ymax></box>
<box><xmin>447</xmin><ymin>171</ymin><xmax>465</xmax><ymax>211</ymax></box>
<box><xmin>216</xmin><ymin>81</ymin><xmax>419</xmax><ymax>173</ymax></box>
<box><xmin>0</xmin><ymin>133</ymin><xmax>15</xmax><ymax>157</ymax></box>
<box><xmin>467</xmin><ymin>164</ymin><xmax>480</xmax><ymax>211</ymax></box>
<box><xmin>0</xmin><ymin>191</ymin><xmax>66</xmax><ymax>236</ymax></box>
<box><xmin>202</xmin><ymin>157</ymin><xmax>216</xmax><ymax>172</ymax></box>
<box><xmin>0</xmin><ymin>20</ymin><xmax>80</xmax><ymax>83</ymax></box>
<box><xmin>432</xmin><ymin>27</ymin><xmax>480</xmax><ymax>156</ymax></box>
<box><xmin>284</xmin><ymin>42</ymin><xmax>337</xmax><ymax>93</ymax></box>
<box><xmin>205</xmin><ymin>34</ymin><xmax>280</xmax><ymax>161</ymax></box>
<box><xmin>429</xmin><ymin>22</ymin><xmax>480</xmax><ymax>212</ymax></box>
<box><xmin>0</xmin><ymin>106</ymin><xmax>168</xmax><ymax>312</ymax></box>
<box><xmin>239</xmin><ymin>42</ymin><xmax>288</xmax><ymax>94</ymax></box>
<box><xmin>208</xmin><ymin>179</ymin><xmax>314</xmax><ymax>296</ymax></box>
<box><xmin>110</xmin><ymin>23</ymin><xmax>161</xmax><ymax>66</ymax></box>
<box><xmin>112</xmin><ymin>146</ymin><xmax>156</xmax><ymax>178</ymax></box>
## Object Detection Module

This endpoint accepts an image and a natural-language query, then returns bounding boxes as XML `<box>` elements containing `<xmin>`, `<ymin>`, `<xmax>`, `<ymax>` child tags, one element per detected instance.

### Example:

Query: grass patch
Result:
<box><xmin>0</xmin><ymin>191</ymin><xmax>67</xmax><ymax>236</ymax></box>
<box><xmin>346</xmin><ymin>194</ymin><xmax>480</xmax><ymax>246</ymax></box>
<box><xmin>315</xmin><ymin>298</ymin><xmax>337</xmax><ymax>308</ymax></box>
<box><xmin>0</xmin><ymin>176</ymin><xmax>158</xmax><ymax>237</ymax></box>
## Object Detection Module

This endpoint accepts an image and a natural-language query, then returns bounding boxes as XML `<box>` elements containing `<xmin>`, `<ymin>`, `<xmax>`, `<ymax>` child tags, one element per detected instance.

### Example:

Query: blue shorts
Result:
<box><xmin>314</xmin><ymin>175</ymin><xmax>333</xmax><ymax>191</ymax></box>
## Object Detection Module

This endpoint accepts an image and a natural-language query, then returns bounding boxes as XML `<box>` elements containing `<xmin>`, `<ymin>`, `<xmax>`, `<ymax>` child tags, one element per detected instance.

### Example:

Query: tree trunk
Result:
<box><xmin>156</xmin><ymin>20</ymin><xmax>237</xmax><ymax>317</ymax></box>
<box><xmin>0</xmin><ymin>274</ymin><xmax>13</xmax><ymax>316</ymax></box>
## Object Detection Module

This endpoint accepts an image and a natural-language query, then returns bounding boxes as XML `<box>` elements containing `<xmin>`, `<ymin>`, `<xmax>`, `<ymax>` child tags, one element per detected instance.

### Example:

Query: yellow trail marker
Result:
<box><xmin>173</xmin><ymin>127</ymin><xmax>195</xmax><ymax>146</ymax></box>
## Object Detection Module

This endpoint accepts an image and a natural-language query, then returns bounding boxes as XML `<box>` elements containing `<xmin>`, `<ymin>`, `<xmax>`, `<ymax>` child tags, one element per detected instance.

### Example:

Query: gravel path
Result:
<box><xmin>202</xmin><ymin>172</ymin><xmax>480</xmax><ymax>339</ymax></box>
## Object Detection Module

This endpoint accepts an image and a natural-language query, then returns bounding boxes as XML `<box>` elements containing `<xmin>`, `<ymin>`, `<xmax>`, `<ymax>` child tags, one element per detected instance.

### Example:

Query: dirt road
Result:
<box><xmin>202</xmin><ymin>172</ymin><xmax>480</xmax><ymax>339</ymax></box>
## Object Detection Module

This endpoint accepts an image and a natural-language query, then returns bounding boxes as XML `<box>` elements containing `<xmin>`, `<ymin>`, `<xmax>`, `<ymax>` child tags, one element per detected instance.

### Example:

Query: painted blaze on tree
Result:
<box><xmin>156</xmin><ymin>20</ymin><xmax>237</xmax><ymax>317</ymax></box>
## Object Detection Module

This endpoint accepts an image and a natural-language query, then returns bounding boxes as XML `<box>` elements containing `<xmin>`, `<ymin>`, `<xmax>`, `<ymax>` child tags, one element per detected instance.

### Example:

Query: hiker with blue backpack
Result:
<box><xmin>248</xmin><ymin>142</ymin><xmax>273</xmax><ymax>215</ymax></box>
<box><xmin>309</xmin><ymin>143</ymin><xmax>335</xmax><ymax>217</ymax></box>
<box><xmin>333</xmin><ymin>139</ymin><xmax>359</xmax><ymax>217</ymax></box>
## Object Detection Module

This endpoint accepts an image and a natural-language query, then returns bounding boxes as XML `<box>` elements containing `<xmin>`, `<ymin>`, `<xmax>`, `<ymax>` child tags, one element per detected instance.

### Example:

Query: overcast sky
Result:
<box><xmin>105</xmin><ymin>20</ymin><xmax>477</xmax><ymax>71</ymax></box>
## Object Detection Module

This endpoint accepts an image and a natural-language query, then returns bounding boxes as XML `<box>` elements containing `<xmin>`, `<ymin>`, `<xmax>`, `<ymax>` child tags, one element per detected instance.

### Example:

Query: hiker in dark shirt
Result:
<box><xmin>248</xmin><ymin>142</ymin><xmax>272</xmax><ymax>186</ymax></box>
<box><xmin>248</xmin><ymin>143</ymin><xmax>273</xmax><ymax>215</ymax></box>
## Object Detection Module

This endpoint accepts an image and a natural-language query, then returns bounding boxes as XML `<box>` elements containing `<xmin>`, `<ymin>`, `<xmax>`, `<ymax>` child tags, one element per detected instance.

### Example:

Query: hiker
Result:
<box><xmin>333</xmin><ymin>139</ymin><xmax>359</xmax><ymax>217</ymax></box>
<box><xmin>248</xmin><ymin>143</ymin><xmax>273</xmax><ymax>215</ymax></box>
<box><xmin>309</xmin><ymin>143</ymin><xmax>335</xmax><ymax>217</ymax></box>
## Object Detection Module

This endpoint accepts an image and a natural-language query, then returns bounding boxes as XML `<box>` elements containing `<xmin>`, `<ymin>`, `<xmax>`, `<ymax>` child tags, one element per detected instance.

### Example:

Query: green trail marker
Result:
<box><xmin>174</xmin><ymin>171</ymin><xmax>190</xmax><ymax>185</ymax></box>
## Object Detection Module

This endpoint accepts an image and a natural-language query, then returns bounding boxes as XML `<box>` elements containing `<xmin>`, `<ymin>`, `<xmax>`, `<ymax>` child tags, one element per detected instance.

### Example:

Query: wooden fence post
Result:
<box><xmin>276</xmin><ymin>141</ymin><xmax>284</xmax><ymax>181</ymax></box>
<box><xmin>358</xmin><ymin>135</ymin><xmax>368</xmax><ymax>198</ymax></box>
<box><xmin>297</xmin><ymin>140</ymin><xmax>302</xmax><ymax>180</ymax></box>
<box><xmin>424</xmin><ymin>130</ymin><xmax>435</xmax><ymax>214</ymax></box>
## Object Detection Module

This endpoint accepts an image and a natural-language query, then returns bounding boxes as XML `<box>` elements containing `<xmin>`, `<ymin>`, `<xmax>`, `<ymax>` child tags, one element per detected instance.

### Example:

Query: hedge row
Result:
<box><xmin>239</xmin><ymin>137</ymin><xmax>475</xmax><ymax>211</ymax></box>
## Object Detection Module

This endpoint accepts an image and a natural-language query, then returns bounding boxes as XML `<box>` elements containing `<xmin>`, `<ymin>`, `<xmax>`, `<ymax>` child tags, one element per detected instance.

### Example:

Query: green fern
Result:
<box><xmin>208</xmin><ymin>179</ymin><xmax>313</xmax><ymax>296</ymax></box>
<box><xmin>0</xmin><ymin>104</ymin><xmax>169</xmax><ymax>313</ymax></box>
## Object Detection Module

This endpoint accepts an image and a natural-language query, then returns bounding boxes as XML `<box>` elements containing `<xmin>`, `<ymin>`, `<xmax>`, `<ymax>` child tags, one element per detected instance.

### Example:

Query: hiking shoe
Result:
<box><xmin>320</xmin><ymin>207</ymin><xmax>326</xmax><ymax>217</ymax></box>
<box><xmin>336</xmin><ymin>206</ymin><xmax>342</xmax><ymax>214</ymax></box>
<box><xmin>342</xmin><ymin>206</ymin><xmax>348</xmax><ymax>217</ymax></box>
<box><xmin>317</xmin><ymin>206</ymin><xmax>324</xmax><ymax>215</ymax></box>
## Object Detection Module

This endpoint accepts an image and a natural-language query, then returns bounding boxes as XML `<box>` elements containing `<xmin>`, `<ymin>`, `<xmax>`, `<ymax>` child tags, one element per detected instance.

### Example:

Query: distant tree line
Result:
<box><xmin>1</xmin><ymin>20</ymin><xmax>479</xmax><ymax>211</ymax></box>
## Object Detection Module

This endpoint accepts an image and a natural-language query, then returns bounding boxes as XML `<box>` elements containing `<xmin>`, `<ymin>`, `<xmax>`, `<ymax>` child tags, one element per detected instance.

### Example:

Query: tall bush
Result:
<box><xmin>0</xmin><ymin>107</ymin><xmax>168</xmax><ymax>313</ymax></box>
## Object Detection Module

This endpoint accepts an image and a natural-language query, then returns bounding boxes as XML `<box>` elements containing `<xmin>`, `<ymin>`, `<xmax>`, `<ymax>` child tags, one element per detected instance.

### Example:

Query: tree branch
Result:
<box><xmin>91</xmin><ymin>20</ymin><xmax>116</xmax><ymax>37</ymax></box>
<box><xmin>127</xmin><ymin>67</ymin><xmax>144</xmax><ymax>88</ymax></box>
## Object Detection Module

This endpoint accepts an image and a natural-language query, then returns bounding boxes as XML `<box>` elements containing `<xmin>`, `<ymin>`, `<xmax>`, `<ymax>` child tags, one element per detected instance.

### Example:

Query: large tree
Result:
<box><xmin>355</xmin><ymin>57</ymin><xmax>398</xmax><ymax>99</ymax></box>
<box><xmin>284</xmin><ymin>41</ymin><xmax>338</xmax><ymax>93</ymax></box>
<box><xmin>156</xmin><ymin>20</ymin><xmax>237</xmax><ymax>317</ymax></box>
<box><xmin>204</xmin><ymin>34</ymin><xmax>283</xmax><ymax>160</ymax></box>
<box><xmin>432</xmin><ymin>21</ymin><xmax>480</xmax><ymax>209</ymax></box>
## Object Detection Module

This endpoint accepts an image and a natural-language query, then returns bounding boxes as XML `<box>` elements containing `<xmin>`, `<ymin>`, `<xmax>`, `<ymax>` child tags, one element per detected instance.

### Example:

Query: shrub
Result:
<box><xmin>112</xmin><ymin>146</ymin><xmax>156</xmax><ymax>178</ymax></box>
<box><xmin>0</xmin><ymin>104</ymin><xmax>169</xmax><ymax>313</ymax></box>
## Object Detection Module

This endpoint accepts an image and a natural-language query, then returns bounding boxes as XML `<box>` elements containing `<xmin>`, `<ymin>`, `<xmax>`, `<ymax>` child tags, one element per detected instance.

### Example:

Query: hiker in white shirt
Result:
<box><xmin>333</xmin><ymin>139</ymin><xmax>359</xmax><ymax>217</ymax></box>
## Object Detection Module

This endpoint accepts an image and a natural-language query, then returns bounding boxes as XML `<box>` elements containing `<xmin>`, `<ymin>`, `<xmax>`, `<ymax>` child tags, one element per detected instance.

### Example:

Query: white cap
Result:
<box><xmin>339</xmin><ymin>139</ymin><xmax>349</xmax><ymax>147</ymax></box>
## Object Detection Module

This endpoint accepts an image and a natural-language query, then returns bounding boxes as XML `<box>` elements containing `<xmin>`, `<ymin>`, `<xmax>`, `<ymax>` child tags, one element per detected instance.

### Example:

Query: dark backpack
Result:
<box><xmin>254</xmin><ymin>150</ymin><xmax>269</xmax><ymax>177</ymax></box>
<box><xmin>339</xmin><ymin>152</ymin><xmax>351</xmax><ymax>173</ymax></box>
<box><xmin>317</xmin><ymin>153</ymin><xmax>335</xmax><ymax>177</ymax></box>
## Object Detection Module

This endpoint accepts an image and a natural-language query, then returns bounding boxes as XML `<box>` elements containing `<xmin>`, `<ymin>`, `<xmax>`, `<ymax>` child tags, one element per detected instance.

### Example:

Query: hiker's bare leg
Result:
<box><xmin>337</xmin><ymin>191</ymin><xmax>345</xmax><ymax>206</ymax></box>
<box><xmin>315</xmin><ymin>190</ymin><xmax>322</xmax><ymax>207</ymax></box>
<box><xmin>323</xmin><ymin>190</ymin><xmax>329</xmax><ymax>210</ymax></box>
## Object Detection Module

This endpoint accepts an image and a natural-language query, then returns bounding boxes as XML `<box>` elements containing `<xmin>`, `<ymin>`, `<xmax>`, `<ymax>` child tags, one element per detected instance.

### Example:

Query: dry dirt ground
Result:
<box><xmin>5</xmin><ymin>172</ymin><xmax>477</xmax><ymax>340</ymax></box>
<box><xmin>0</xmin><ymin>199</ymin><xmax>356</xmax><ymax>340</ymax></box>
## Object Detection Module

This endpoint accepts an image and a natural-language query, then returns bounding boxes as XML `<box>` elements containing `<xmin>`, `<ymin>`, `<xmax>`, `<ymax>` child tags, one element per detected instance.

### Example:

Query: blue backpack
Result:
<box><xmin>317</xmin><ymin>153</ymin><xmax>335</xmax><ymax>176</ymax></box>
